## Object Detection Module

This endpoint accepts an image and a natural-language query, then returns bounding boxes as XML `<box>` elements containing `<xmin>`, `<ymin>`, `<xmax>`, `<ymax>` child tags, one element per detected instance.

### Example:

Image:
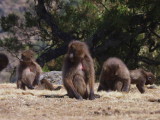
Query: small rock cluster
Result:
<box><xmin>40</xmin><ymin>71</ymin><xmax>63</xmax><ymax>85</ymax></box>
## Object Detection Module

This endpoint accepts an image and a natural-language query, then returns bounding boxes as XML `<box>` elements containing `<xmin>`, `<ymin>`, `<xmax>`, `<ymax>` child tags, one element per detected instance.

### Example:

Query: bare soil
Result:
<box><xmin>0</xmin><ymin>83</ymin><xmax>160</xmax><ymax>120</ymax></box>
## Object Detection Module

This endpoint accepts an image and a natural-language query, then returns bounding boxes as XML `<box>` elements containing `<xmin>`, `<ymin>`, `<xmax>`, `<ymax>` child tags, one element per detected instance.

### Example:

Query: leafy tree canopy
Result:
<box><xmin>0</xmin><ymin>0</ymin><xmax>160</xmax><ymax>78</ymax></box>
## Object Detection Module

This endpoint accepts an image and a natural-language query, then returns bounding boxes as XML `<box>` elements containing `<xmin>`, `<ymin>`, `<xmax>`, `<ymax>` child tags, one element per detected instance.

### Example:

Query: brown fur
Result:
<box><xmin>40</xmin><ymin>79</ymin><xmax>62</xmax><ymax>90</ymax></box>
<box><xmin>62</xmin><ymin>41</ymin><xmax>95</xmax><ymax>100</ymax></box>
<box><xmin>97</xmin><ymin>57</ymin><xmax>131</xmax><ymax>92</ymax></box>
<box><xmin>130</xmin><ymin>68</ymin><xmax>156</xmax><ymax>93</ymax></box>
<box><xmin>16</xmin><ymin>50</ymin><xmax>42</xmax><ymax>90</ymax></box>
<box><xmin>0</xmin><ymin>53</ymin><xmax>9</xmax><ymax>71</ymax></box>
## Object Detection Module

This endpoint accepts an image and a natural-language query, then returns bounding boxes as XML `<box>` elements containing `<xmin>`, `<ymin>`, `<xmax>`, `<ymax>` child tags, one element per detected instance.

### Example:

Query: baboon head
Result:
<box><xmin>21</xmin><ymin>50</ymin><xmax>35</xmax><ymax>63</ymax></box>
<box><xmin>67</xmin><ymin>41</ymin><xmax>89</xmax><ymax>62</ymax></box>
<box><xmin>145</xmin><ymin>72</ymin><xmax>156</xmax><ymax>85</ymax></box>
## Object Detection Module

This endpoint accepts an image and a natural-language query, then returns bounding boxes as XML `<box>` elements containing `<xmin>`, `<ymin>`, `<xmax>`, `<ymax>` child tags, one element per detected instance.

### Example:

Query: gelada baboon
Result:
<box><xmin>40</xmin><ymin>79</ymin><xmax>62</xmax><ymax>91</ymax></box>
<box><xmin>97</xmin><ymin>57</ymin><xmax>131</xmax><ymax>92</ymax></box>
<box><xmin>16</xmin><ymin>50</ymin><xmax>42</xmax><ymax>90</ymax></box>
<box><xmin>62</xmin><ymin>41</ymin><xmax>95</xmax><ymax>100</ymax></box>
<box><xmin>130</xmin><ymin>68</ymin><xmax>156</xmax><ymax>93</ymax></box>
<box><xmin>0</xmin><ymin>53</ymin><xmax>9</xmax><ymax>71</ymax></box>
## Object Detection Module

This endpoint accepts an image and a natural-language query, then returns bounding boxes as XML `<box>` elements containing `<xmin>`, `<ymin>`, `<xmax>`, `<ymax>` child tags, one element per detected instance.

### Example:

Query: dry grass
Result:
<box><xmin>0</xmin><ymin>83</ymin><xmax>160</xmax><ymax>120</ymax></box>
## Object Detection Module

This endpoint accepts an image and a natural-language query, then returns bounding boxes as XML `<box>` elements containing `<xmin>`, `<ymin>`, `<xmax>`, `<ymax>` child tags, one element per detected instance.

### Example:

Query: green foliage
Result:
<box><xmin>42</xmin><ymin>56</ymin><xmax>64</xmax><ymax>71</ymax></box>
<box><xmin>0</xmin><ymin>37</ymin><xmax>24</xmax><ymax>51</ymax></box>
<box><xmin>0</xmin><ymin>14</ymin><xmax>19</xmax><ymax>31</ymax></box>
<box><xmin>42</xmin><ymin>65</ymin><xmax>50</xmax><ymax>72</ymax></box>
<box><xmin>94</xmin><ymin>0</ymin><xmax>160</xmax><ymax>70</ymax></box>
<box><xmin>55</xmin><ymin>0</ymin><xmax>102</xmax><ymax>39</ymax></box>
<box><xmin>53</xmin><ymin>56</ymin><xmax>64</xmax><ymax>71</ymax></box>
<box><xmin>25</xmin><ymin>12</ymin><xmax>38</xmax><ymax>27</ymax></box>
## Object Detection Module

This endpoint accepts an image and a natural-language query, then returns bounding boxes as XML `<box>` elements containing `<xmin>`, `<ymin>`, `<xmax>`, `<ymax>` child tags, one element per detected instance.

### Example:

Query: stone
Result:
<box><xmin>39</xmin><ymin>71</ymin><xmax>63</xmax><ymax>85</ymax></box>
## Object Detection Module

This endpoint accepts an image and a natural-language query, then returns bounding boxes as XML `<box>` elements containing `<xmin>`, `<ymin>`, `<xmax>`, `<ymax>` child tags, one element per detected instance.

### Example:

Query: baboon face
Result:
<box><xmin>21</xmin><ymin>50</ymin><xmax>35</xmax><ymax>62</ymax></box>
<box><xmin>68</xmin><ymin>41</ymin><xmax>87</xmax><ymax>62</ymax></box>
<box><xmin>145</xmin><ymin>72</ymin><xmax>156</xmax><ymax>85</ymax></box>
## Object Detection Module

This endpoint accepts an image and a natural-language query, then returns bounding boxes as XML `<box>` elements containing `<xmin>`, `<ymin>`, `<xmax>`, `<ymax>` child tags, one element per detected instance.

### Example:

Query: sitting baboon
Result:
<box><xmin>16</xmin><ymin>50</ymin><xmax>42</xmax><ymax>90</ymax></box>
<box><xmin>62</xmin><ymin>40</ymin><xmax>95</xmax><ymax>100</ymax></box>
<box><xmin>97</xmin><ymin>57</ymin><xmax>131</xmax><ymax>92</ymax></box>
<box><xmin>40</xmin><ymin>79</ymin><xmax>62</xmax><ymax>91</ymax></box>
<box><xmin>130</xmin><ymin>69</ymin><xmax>156</xmax><ymax>93</ymax></box>
<box><xmin>0</xmin><ymin>53</ymin><xmax>9</xmax><ymax>71</ymax></box>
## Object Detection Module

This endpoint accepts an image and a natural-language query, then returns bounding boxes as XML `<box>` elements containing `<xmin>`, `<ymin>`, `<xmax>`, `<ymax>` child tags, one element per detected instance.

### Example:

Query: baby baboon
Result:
<box><xmin>40</xmin><ymin>79</ymin><xmax>62</xmax><ymax>90</ymax></box>
<box><xmin>62</xmin><ymin>41</ymin><xmax>95</xmax><ymax>100</ymax></box>
<box><xmin>97</xmin><ymin>57</ymin><xmax>131</xmax><ymax>92</ymax></box>
<box><xmin>0</xmin><ymin>53</ymin><xmax>9</xmax><ymax>71</ymax></box>
<box><xmin>16</xmin><ymin>50</ymin><xmax>42</xmax><ymax>90</ymax></box>
<box><xmin>130</xmin><ymin>69</ymin><xmax>156</xmax><ymax>93</ymax></box>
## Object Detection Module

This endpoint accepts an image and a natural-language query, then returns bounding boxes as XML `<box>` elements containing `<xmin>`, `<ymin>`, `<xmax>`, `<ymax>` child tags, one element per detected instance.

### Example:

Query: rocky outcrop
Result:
<box><xmin>40</xmin><ymin>71</ymin><xmax>63</xmax><ymax>85</ymax></box>
<box><xmin>10</xmin><ymin>70</ymin><xmax>63</xmax><ymax>85</ymax></box>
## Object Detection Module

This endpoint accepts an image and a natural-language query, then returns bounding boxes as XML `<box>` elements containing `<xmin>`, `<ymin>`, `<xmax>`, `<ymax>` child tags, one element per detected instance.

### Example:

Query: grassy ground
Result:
<box><xmin>0</xmin><ymin>83</ymin><xmax>160</xmax><ymax>120</ymax></box>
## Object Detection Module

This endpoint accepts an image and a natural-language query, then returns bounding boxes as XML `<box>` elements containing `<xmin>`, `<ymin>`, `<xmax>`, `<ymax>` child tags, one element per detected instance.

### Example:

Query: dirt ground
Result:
<box><xmin>0</xmin><ymin>83</ymin><xmax>160</xmax><ymax>120</ymax></box>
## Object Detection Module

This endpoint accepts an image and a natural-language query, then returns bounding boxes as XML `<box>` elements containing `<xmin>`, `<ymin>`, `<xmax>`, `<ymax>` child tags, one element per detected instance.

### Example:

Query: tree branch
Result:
<box><xmin>138</xmin><ymin>56</ymin><xmax>160</xmax><ymax>66</ymax></box>
<box><xmin>36</xmin><ymin>0</ymin><xmax>74</xmax><ymax>41</ymax></box>
<box><xmin>149</xmin><ymin>43</ymin><xmax>160</xmax><ymax>52</ymax></box>
<box><xmin>150</xmin><ymin>28</ymin><xmax>160</xmax><ymax>39</ymax></box>
<box><xmin>36</xmin><ymin>45</ymin><xmax>67</xmax><ymax>67</ymax></box>
<box><xmin>35</xmin><ymin>0</ymin><xmax>75</xmax><ymax>66</ymax></box>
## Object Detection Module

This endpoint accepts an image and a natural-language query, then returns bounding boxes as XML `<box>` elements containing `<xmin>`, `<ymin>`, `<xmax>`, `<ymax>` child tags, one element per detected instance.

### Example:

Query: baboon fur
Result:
<box><xmin>40</xmin><ymin>79</ymin><xmax>62</xmax><ymax>91</ymax></box>
<box><xmin>97</xmin><ymin>57</ymin><xmax>131</xmax><ymax>92</ymax></box>
<box><xmin>0</xmin><ymin>53</ymin><xmax>9</xmax><ymax>71</ymax></box>
<box><xmin>16</xmin><ymin>50</ymin><xmax>42</xmax><ymax>90</ymax></box>
<box><xmin>62</xmin><ymin>41</ymin><xmax>95</xmax><ymax>100</ymax></box>
<box><xmin>130</xmin><ymin>69</ymin><xmax>156</xmax><ymax>93</ymax></box>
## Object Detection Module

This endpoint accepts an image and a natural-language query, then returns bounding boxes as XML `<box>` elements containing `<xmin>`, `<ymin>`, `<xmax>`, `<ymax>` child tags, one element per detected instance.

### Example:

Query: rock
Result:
<box><xmin>147</xmin><ymin>84</ymin><xmax>157</xmax><ymax>89</ymax></box>
<box><xmin>40</xmin><ymin>71</ymin><xmax>63</xmax><ymax>85</ymax></box>
<box><xmin>10</xmin><ymin>70</ymin><xmax>63</xmax><ymax>85</ymax></box>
